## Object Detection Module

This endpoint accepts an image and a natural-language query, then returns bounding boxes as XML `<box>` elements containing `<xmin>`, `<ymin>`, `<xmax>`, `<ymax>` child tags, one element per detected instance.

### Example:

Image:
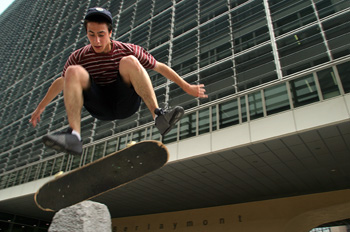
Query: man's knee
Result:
<box><xmin>120</xmin><ymin>56</ymin><xmax>142</xmax><ymax>72</ymax></box>
<box><xmin>65</xmin><ymin>65</ymin><xmax>87</xmax><ymax>79</ymax></box>
<box><xmin>64</xmin><ymin>65</ymin><xmax>90</xmax><ymax>88</ymax></box>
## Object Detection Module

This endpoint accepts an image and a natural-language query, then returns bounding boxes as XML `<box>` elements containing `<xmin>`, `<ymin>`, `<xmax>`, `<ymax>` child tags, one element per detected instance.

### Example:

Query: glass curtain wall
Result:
<box><xmin>0</xmin><ymin>0</ymin><xmax>349</xmax><ymax>177</ymax></box>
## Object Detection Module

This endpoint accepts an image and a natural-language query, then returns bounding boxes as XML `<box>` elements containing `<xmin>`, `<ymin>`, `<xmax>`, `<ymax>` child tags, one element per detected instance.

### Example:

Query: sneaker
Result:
<box><xmin>154</xmin><ymin>106</ymin><xmax>184</xmax><ymax>136</ymax></box>
<box><xmin>42</xmin><ymin>128</ymin><xmax>83</xmax><ymax>156</ymax></box>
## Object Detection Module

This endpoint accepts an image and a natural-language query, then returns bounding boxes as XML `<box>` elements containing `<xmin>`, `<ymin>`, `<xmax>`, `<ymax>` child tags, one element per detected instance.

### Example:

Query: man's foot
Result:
<box><xmin>154</xmin><ymin>106</ymin><xmax>184</xmax><ymax>136</ymax></box>
<box><xmin>42</xmin><ymin>128</ymin><xmax>83</xmax><ymax>156</ymax></box>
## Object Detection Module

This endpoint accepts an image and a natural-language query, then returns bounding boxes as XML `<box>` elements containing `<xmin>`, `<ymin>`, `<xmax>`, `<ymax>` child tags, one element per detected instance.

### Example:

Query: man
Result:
<box><xmin>30</xmin><ymin>7</ymin><xmax>207</xmax><ymax>155</ymax></box>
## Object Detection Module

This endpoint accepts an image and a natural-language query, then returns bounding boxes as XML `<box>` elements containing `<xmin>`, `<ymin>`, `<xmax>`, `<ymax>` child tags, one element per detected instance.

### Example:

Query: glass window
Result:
<box><xmin>6</xmin><ymin>172</ymin><xmax>17</xmax><ymax>188</ymax></box>
<box><xmin>83</xmin><ymin>146</ymin><xmax>94</xmax><ymax>165</ymax></box>
<box><xmin>93</xmin><ymin>143</ymin><xmax>105</xmax><ymax>161</ymax></box>
<box><xmin>122</xmin><ymin>0</ymin><xmax>136</xmax><ymax>10</ymax></box>
<box><xmin>264</xmin><ymin>83</ymin><xmax>290</xmax><ymax>115</ymax></box>
<box><xmin>94</xmin><ymin>120</ymin><xmax>114</xmax><ymax>141</ymax></box>
<box><xmin>130</xmin><ymin>23</ymin><xmax>150</xmax><ymax>49</ymax></box>
<box><xmin>42</xmin><ymin>160</ymin><xmax>54</xmax><ymax>178</ymax></box>
<box><xmin>219</xmin><ymin>99</ymin><xmax>239</xmax><ymax>129</ymax></box>
<box><xmin>317</xmin><ymin>68</ymin><xmax>340</xmax><ymax>99</ymax></box>
<box><xmin>199</xmin><ymin>108</ymin><xmax>210</xmax><ymax>135</ymax></box>
<box><xmin>236</xmin><ymin>45</ymin><xmax>277</xmax><ymax>90</ymax></box>
<box><xmin>248</xmin><ymin>91</ymin><xmax>264</xmax><ymax>120</ymax></box>
<box><xmin>231</xmin><ymin>0</ymin><xmax>264</xmax><ymax>25</ymax></box>
<box><xmin>172</xmin><ymin>31</ymin><xmax>198</xmax><ymax>76</ymax></box>
<box><xmin>322</xmin><ymin>12</ymin><xmax>350</xmax><ymax>59</ymax></box>
<box><xmin>151</xmin><ymin>44</ymin><xmax>170</xmax><ymax>64</ymax></box>
<box><xmin>150</xmin><ymin>10</ymin><xmax>171</xmax><ymax>49</ymax></box>
<box><xmin>270</xmin><ymin>0</ymin><xmax>316</xmax><ymax>36</ymax></box>
<box><xmin>315</xmin><ymin>0</ymin><xmax>350</xmax><ymax>18</ymax></box>
<box><xmin>337</xmin><ymin>61</ymin><xmax>350</xmax><ymax>93</ymax></box>
<box><xmin>134</xmin><ymin>0</ymin><xmax>153</xmax><ymax>27</ymax></box>
<box><xmin>116</xmin><ymin>7</ymin><xmax>135</xmax><ymax>37</ymax></box>
<box><xmin>52</xmin><ymin>156</ymin><xmax>64</xmax><ymax>175</ymax></box>
<box><xmin>118</xmin><ymin>135</ymin><xmax>127</xmax><ymax>150</ymax></box>
<box><xmin>174</xmin><ymin>0</ymin><xmax>198</xmax><ymax>36</ymax></box>
<box><xmin>60</xmin><ymin>154</ymin><xmax>69</xmax><ymax>172</ymax></box>
<box><xmin>28</xmin><ymin>164</ymin><xmax>40</xmax><ymax>182</ymax></box>
<box><xmin>180</xmin><ymin>113</ymin><xmax>197</xmax><ymax>140</ymax></box>
<box><xmin>200</xmin><ymin>61</ymin><xmax>235</xmax><ymax>101</ymax></box>
<box><xmin>0</xmin><ymin>174</ymin><xmax>9</xmax><ymax>189</ymax></box>
<box><xmin>115</xmin><ymin>117</ymin><xmax>138</xmax><ymax>134</ymax></box>
<box><xmin>105</xmin><ymin>139</ymin><xmax>118</xmax><ymax>156</ymax></box>
<box><xmin>132</xmin><ymin>130</ymin><xmax>146</xmax><ymax>143</ymax></box>
<box><xmin>290</xmin><ymin>74</ymin><xmax>319</xmax><ymax>107</ymax></box>
<box><xmin>109</xmin><ymin>1</ymin><xmax>122</xmax><ymax>17</ymax></box>
<box><xmin>154</xmin><ymin>0</ymin><xmax>172</xmax><ymax>15</ymax></box>
<box><xmin>118</xmin><ymin>33</ymin><xmax>130</xmax><ymax>43</ymax></box>
<box><xmin>200</xmin><ymin>15</ymin><xmax>231</xmax><ymax>67</ymax></box>
<box><xmin>70</xmin><ymin>155</ymin><xmax>81</xmax><ymax>171</ymax></box>
<box><xmin>277</xmin><ymin>26</ymin><xmax>329</xmax><ymax>76</ymax></box>
<box><xmin>151</xmin><ymin>126</ymin><xmax>161</xmax><ymax>141</ymax></box>
<box><xmin>200</xmin><ymin>0</ymin><xmax>228</xmax><ymax>23</ymax></box>
<box><xmin>232</xmin><ymin>0</ymin><xmax>269</xmax><ymax>53</ymax></box>
<box><xmin>240</xmin><ymin>96</ymin><xmax>247</xmax><ymax>123</ymax></box>
<box><xmin>169</xmin><ymin>75</ymin><xmax>198</xmax><ymax>110</ymax></box>
<box><xmin>149</xmin><ymin>70</ymin><xmax>167</xmax><ymax>88</ymax></box>
<box><xmin>15</xmin><ymin>168</ymin><xmax>27</xmax><ymax>186</ymax></box>
<box><xmin>212</xmin><ymin>106</ymin><xmax>218</xmax><ymax>131</ymax></box>
<box><xmin>230</xmin><ymin>0</ymin><xmax>250</xmax><ymax>8</ymax></box>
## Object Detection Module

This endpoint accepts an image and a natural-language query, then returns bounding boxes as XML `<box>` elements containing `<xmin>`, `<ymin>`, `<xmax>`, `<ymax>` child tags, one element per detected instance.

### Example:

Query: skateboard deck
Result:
<box><xmin>34</xmin><ymin>140</ymin><xmax>168</xmax><ymax>212</ymax></box>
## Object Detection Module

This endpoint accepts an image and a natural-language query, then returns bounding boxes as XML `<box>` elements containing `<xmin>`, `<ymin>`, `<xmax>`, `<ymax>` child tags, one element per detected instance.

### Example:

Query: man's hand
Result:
<box><xmin>153</xmin><ymin>62</ymin><xmax>209</xmax><ymax>98</ymax></box>
<box><xmin>29</xmin><ymin>77</ymin><xmax>64</xmax><ymax>128</ymax></box>
<box><xmin>29</xmin><ymin>107</ymin><xmax>44</xmax><ymax>128</ymax></box>
<box><xmin>184</xmin><ymin>84</ymin><xmax>208</xmax><ymax>98</ymax></box>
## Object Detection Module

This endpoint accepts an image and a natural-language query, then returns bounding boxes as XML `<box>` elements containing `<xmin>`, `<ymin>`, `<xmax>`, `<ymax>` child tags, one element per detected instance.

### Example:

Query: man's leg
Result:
<box><xmin>64</xmin><ymin>65</ymin><xmax>91</xmax><ymax>134</ymax></box>
<box><xmin>119</xmin><ymin>56</ymin><xmax>184</xmax><ymax>136</ymax></box>
<box><xmin>119</xmin><ymin>56</ymin><xmax>158</xmax><ymax>119</ymax></box>
<box><xmin>42</xmin><ymin>65</ymin><xmax>90</xmax><ymax>156</ymax></box>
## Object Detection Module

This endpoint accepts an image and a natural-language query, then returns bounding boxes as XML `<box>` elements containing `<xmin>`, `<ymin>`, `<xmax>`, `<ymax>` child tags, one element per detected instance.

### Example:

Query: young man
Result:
<box><xmin>30</xmin><ymin>7</ymin><xmax>207</xmax><ymax>155</ymax></box>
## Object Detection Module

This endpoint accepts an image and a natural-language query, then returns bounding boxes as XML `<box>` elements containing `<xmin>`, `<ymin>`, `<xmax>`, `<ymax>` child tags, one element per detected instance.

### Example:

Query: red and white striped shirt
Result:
<box><xmin>62</xmin><ymin>40</ymin><xmax>157</xmax><ymax>85</ymax></box>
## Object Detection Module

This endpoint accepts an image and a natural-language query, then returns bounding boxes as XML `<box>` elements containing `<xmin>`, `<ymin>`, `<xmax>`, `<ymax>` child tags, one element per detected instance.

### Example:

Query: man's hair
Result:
<box><xmin>84</xmin><ymin>15</ymin><xmax>113</xmax><ymax>33</ymax></box>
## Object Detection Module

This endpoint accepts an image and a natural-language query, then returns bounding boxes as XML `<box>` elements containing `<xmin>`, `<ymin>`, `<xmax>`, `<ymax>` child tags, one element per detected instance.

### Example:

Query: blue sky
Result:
<box><xmin>0</xmin><ymin>0</ymin><xmax>15</xmax><ymax>15</ymax></box>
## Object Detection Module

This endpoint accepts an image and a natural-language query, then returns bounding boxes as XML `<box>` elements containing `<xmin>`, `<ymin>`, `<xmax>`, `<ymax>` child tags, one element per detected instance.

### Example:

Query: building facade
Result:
<box><xmin>0</xmin><ymin>0</ymin><xmax>349</xmax><ymax>231</ymax></box>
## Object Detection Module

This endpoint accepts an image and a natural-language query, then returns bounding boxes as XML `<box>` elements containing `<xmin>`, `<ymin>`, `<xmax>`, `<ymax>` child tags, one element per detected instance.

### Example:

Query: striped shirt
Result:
<box><xmin>62</xmin><ymin>40</ymin><xmax>157</xmax><ymax>85</ymax></box>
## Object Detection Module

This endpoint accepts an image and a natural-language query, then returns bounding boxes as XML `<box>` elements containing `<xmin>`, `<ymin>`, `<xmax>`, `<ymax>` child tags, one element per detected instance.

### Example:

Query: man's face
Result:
<box><xmin>86</xmin><ymin>22</ymin><xmax>112</xmax><ymax>53</ymax></box>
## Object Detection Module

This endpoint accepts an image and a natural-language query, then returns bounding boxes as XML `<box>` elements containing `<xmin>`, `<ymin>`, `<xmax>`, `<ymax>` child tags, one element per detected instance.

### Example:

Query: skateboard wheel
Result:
<box><xmin>55</xmin><ymin>171</ymin><xmax>64</xmax><ymax>178</ymax></box>
<box><xmin>126</xmin><ymin>141</ymin><xmax>137</xmax><ymax>147</ymax></box>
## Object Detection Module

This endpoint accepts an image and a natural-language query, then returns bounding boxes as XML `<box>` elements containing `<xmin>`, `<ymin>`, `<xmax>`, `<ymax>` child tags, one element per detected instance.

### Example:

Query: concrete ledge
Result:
<box><xmin>167</xmin><ymin>95</ymin><xmax>350</xmax><ymax>160</ymax></box>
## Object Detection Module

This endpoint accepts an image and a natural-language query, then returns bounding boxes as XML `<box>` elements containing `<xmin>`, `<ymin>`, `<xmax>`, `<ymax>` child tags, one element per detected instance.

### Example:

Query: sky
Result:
<box><xmin>0</xmin><ymin>0</ymin><xmax>15</xmax><ymax>16</ymax></box>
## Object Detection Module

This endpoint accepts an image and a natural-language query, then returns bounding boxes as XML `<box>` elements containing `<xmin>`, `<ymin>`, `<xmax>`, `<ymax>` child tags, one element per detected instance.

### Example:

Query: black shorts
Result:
<box><xmin>83</xmin><ymin>75</ymin><xmax>141</xmax><ymax>120</ymax></box>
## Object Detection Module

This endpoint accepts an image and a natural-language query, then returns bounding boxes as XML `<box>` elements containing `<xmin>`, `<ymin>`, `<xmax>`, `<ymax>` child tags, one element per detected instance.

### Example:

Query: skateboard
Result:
<box><xmin>34</xmin><ymin>140</ymin><xmax>169</xmax><ymax>212</ymax></box>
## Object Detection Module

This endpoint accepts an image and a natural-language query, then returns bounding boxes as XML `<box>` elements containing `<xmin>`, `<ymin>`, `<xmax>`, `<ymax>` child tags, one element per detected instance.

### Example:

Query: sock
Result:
<box><xmin>72</xmin><ymin>130</ymin><xmax>81</xmax><ymax>141</ymax></box>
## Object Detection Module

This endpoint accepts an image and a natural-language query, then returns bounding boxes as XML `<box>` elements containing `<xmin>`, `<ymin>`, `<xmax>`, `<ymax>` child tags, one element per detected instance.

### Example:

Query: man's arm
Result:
<box><xmin>153</xmin><ymin>62</ymin><xmax>208</xmax><ymax>98</ymax></box>
<box><xmin>29</xmin><ymin>77</ymin><xmax>64</xmax><ymax>127</ymax></box>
